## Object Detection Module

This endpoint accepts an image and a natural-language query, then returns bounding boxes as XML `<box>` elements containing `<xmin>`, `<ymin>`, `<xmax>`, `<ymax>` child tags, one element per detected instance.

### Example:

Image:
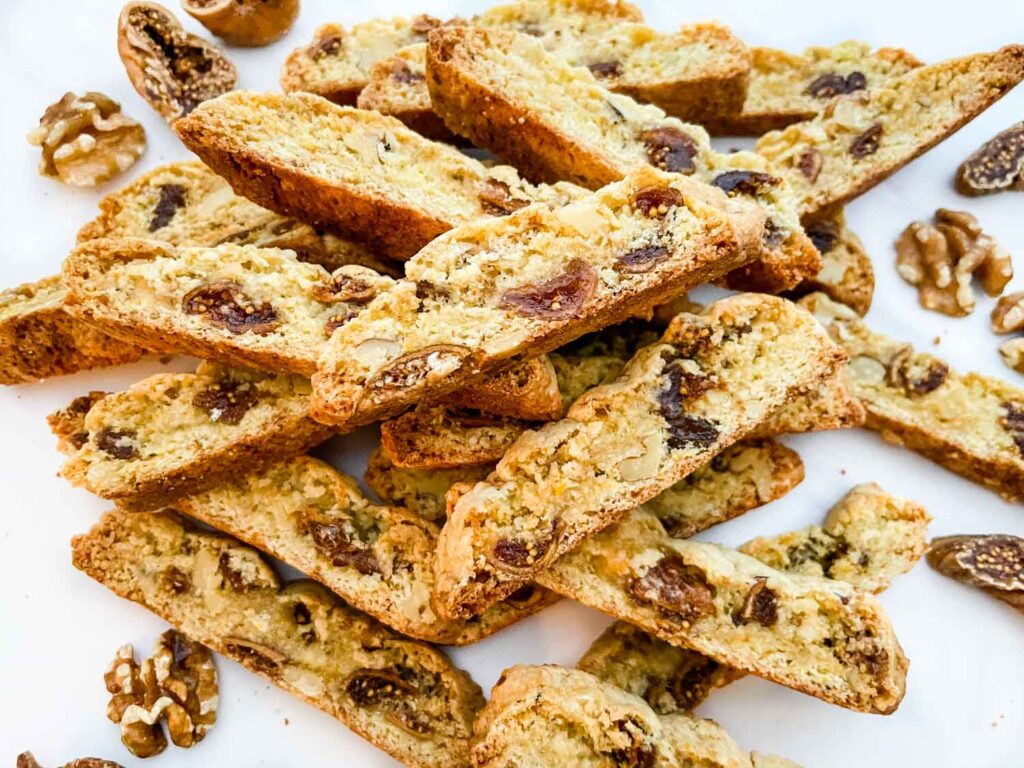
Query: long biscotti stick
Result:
<box><xmin>71</xmin><ymin>509</ymin><xmax>484</xmax><ymax>768</ymax></box>
<box><xmin>425</xmin><ymin>25</ymin><xmax>818</xmax><ymax>293</ymax></box>
<box><xmin>472</xmin><ymin>665</ymin><xmax>799</xmax><ymax>768</ymax></box>
<box><xmin>433</xmin><ymin>293</ymin><xmax>844</xmax><ymax>620</ymax></box>
<box><xmin>756</xmin><ymin>46</ymin><xmax>1024</xmax><ymax>218</ymax></box>
<box><xmin>57</xmin><ymin>362</ymin><xmax>333</xmax><ymax>509</ymax></box>
<box><xmin>802</xmin><ymin>291</ymin><xmax>1024</xmax><ymax>500</ymax></box>
<box><xmin>704</xmin><ymin>41</ymin><xmax>921</xmax><ymax>136</ymax></box>
<box><xmin>174</xmin><ymin>455</ymin><xmax>557</xmax><ymax>645</ymax></box>
<box><xmin>311</xmin><ymin>168</ymin><xmax>765</xmax><ymax>429</ymax></box>
<box><xmin>61</xmin><ymin>238</ymin><xmax>564</xmax><ymax>420</ymax></box>
<box><xmin>78</xmin><ymin>160</ymin><xmax>395</xmax><ymax>275</ymax></box>
<box><xmin>537</xmin><ymin>506</ymin><xmax>908</xmax><ymax>714</ymax></box>
<box><xmin>0</xmin><ymin>276</ymin><xmax>145</xmax><ymax>385</ymax></box>
<box><xmin>365</xmin><ymin>447</ymin><xmax>491</xmax><ymax>522</ymax></box>
<box><xmin>577</xmin><ymin>483</ymin><xmax>930</xmax><ymax>713</ymax></box>
<box><xmin>174</xmin><ymin>91</ymin><xmax>584</xmax><ymax>260</ymax></box>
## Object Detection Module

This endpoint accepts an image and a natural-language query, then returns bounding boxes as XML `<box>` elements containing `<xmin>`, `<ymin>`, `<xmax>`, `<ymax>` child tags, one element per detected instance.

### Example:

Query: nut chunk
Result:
<box><xmin>895</xmin><ymin>209</ymin><xmax>1012</xmax><ymax>317</ymax></box>
<box><xmin>104</xmin><ymin>630</ymin><xmax>218</xmax><ymax>757</ymax></box>
<box><xmin>927</xmin><ymin>534</ymin><xmax>1024</xmax><ymax>613</ymax></box>
<box><xmin>26</xmin><ymin>92</ymin><xmax>145</xmax><ymax>187</ymax></box>
<box><xmin>118</xmin><ymin>2</ymin><xmax>237</xmax><ymax>123</ymax></box>
<box><xmin>991</xmin><ymin>292</ymin><xmax>1024</xmax><ymax>375</ymax></box>
<box><xmin>17</xmin><ymin>753</ymin><xmax>124</xmax><ymax>768</ymax></box>
<box><xmin>956</xmin><ymin>122</ymin><xmax>1024</xmax><ymax>196</ymax></box>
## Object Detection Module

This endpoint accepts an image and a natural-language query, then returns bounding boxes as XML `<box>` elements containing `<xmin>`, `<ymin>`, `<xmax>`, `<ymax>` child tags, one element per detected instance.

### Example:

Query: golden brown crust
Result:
<box><xmin>71</xmin><ymin>508</ymin><xmax>485</xmax><ymax>768</ymax></box>
<box><xmin>443</xmin><ymin>354</ymin><xmax>563</xmax><ymax>421</ymax></box>
<box><xmin>0</xmin><ymin>276</ymin><xmax>146</xmax><ymax>385</ymax></box>
<box><xmin>381</xmin><ymin>406</ymin><xmax>531</xmax><ymax>470</ymax></box>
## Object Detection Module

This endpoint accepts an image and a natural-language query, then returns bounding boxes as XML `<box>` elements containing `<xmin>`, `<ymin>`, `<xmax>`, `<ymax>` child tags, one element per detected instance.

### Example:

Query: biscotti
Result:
<box><xmin>77</xmin><ymin>160</ymin><xmax>394</xmax><ymax>275</ymax></box>
<box><xmin>802</xmin><ymin>291</ymin><xmax>1024</xmax><ymax>500</ymax></box>
<box><xmin>783</xmin><ymin>207</ymin><xmax>874</xmax><ymax>315</ymax></box>
<box><xmin>281</xmin><ymin>15</ymin><xmax>448</xmax><ymax>105</ymax></box>
<box><xmin>577</xmin><ymin>483</ymin><xmax>929</xmax><ymax>713</ymax></box>
<box><xmin>71</xmin><ymin>508</ymin><xmax>484</xmax><ymax>768</ymax></box>
<box><xmin>58</xmin><ymin>362</ymin><xmax>333</xmax><ymax>509</ymax></box>
<box><xmin>174</xmin><ymin>455</ymin><xmax>557</xmax><ymax>644</ymax></box>
<box><xmin>0</xmin><ymin>276</ymin><xmax>145</xmax><ymax>385</ymax></box>
<box><xmin>756</xmin><ymin>46</ymin><xmax>1024</xmax><ymax>218</ymax></box>
<box><xmin>473</xmin><ymin>665</ymin><xmax>799</xmax><ymax>768</ymax></box>
<box><xmin>47</xmin><ymin>391</ymin><xmax>110</xmax><ymax>455</ymax></box>
<box><xmin>537</xmin><ymin>506</ymin><xmax>908</xmax><ymax>713</ymax></box>
<box><xmin>706</xmin><ymin>41</ymin><xmax>921</xmax><ymax>136</ymax></box>
<box><xmin>434</xmin><ymin>293</ymin><xmax>844</xmax><ymax>620</ymax></box>
<box><xmin>311</xmin><ymin>168</ymin><xmax>765</xmax><ymax>429</ymax></box>
<box><xmin>364</xmin><ymin>447</ymin><xmax>489</xmax><ymax>522</ymax></box>
<box><xmin>425</xmin><ymin>25</ymin><xmax>819</xmax><ymax>293</ymax></box>
<box><xmin>63</xmin><ymin>238</ymin><xmax>395</xmax><ymax>376</ymax></box>
<box><xmin>645</xmin><ymin>439</ymin><xmax>804</xmax><ymax>538</ymax></box>
<box><xmin>61</xmin><ymin>237</ymin><xmax>564</xmax><ymax>420</ymax></box>
<box><xmin>174</xmin><ymin>91</ymin><xmax>584</xmax><ymax>260</ymax></box>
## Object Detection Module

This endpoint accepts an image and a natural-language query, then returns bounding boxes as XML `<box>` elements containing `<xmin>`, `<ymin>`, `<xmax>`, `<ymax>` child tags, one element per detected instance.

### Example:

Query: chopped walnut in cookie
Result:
<box><xmin>104</xmin><ymin>630</ymin><xmax>218</xmax><ymax>758</ymax></box>
<box><xmin>27</xmin><ymin>92</ymin><xmax>146</xmax><ymax>187</ymax></box>
<box><xmin>895</xmin><ymin>208</ymin><xmax>1012</xmax><ymax>317</ymax></box>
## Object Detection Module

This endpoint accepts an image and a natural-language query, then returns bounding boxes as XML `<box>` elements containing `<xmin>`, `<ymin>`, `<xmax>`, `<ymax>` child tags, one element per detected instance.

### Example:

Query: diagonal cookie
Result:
<box><xmin>364</xmin><ymin>447</ymin><xmax>490</xmax><ymax>522</ymax></box>
<box><xmin>174</xmin><ymin>455</ymin><xmax>557</xmax><ymax>644</ymax></box>
<box><xmin>71</xmin><ymin>508</ymin><xmax>484</xmax><ymax>768</ymax></box>
<box><xmin>756</xmin><ymin>46</ymin><xmax>1024</xmax><ymax>218</ymax></box>
<box><xmin>578</xmin><ymin>483</ymin><xmax>929</xmax><ymax>713</ymax></box>
<box><xmin>425</xmin><ymin>25</ymin><xmax>818</xmax><ymax>293</ymax></box>
<box><xmin>434</xmin><ymin>293</ymin><xmax>843</xmax><ymax>620</ymax></box>
<box><xmin>174</xmin><ymin>91</ymin><xmax>584</xmax><ymax>260</ymax></box>
<box><xmin>311</xmin><ymin>168</ymin><xmax>764</xmax><ymax>429</ymax></box>
<box><xmin>802</xmin><ymin>291</ymin><xmax>1024</xmax><ymax>500</ymax></box>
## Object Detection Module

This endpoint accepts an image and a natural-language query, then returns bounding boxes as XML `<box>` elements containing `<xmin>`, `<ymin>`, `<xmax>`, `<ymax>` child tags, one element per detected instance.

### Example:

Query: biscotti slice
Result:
<box><xmin>47</xmin><ymin>391</ymin><xmax>110</xmax><ymax>454</ymax></box>
<box><xmin>783</xmin><ymin>207</ymin><xmax>874</xmax><ymax>315</ymax></box>
<box><xmin>174</xmin><ymin>91</ymin><xmax>584</xmax><ymax>260</ymax></box>
<box><xmin>434</xmin><ymin>293</ymin><xmax>844</xmax><ymax>620</ymax></box>
<box><xmin>577</xmin><ymin>483</ymin><xmax>929</xmax><ymax>713</ymax></box>
<box><xmin>382</xmin><ymin>406</ymin><xmax>534</xmax><ymax>469</ymax></box>
<box><xmin>0</xmin><ymin>276</ymin><xmax>145</xmax><ymax>385</ymax></box>
<box><xmin>59</xmin><ymin>362</ymin><xmax>333</xmax><ymax>509</ymax></box>
<box><xmin>425</xmin><ymin>26</ymin><xmax>818</xmax><ymax>293</ymax></box>
<box><xmin>357</xmin><ymin>44</ymin><xmax>460</xmax><ymax>143</ymax></box>
<box><xmin>646</xmin><ymin>439</ymin><xmax>804</xmax><ymax>538</ymax></box>
<box><xmin>281</xmin><ymin>15</ymin><xmax>449</xmax><ymax>105</ymax></box>
<box><xmin>312</xmin><ymin>168</ymin><xmax>765</xmax><ymax>429</ymax></box>
<box><xmin>175</xmin><ymin>456</ymin><xmax>557</xmax><ymax>645</ymax></box>
<box><xmin>365</xmin><ymin>447</ymin><xmax>490</xmax><ymax>522</ymax></box>
<box><xmin>63</xmin><ymin>238</ymin><xmax>395</xmax><ymax>376</ymax></box>
<box><xmin>705</xmin><ymin>41</ymin><xmax>922</xmax><ymax>136</ymax></box>
<box><xmin>473</xmin><ymin>665</ymin><xmax>798</xmax><ymax>768</ymax></box>
<box><xmin>537</xmin><ymin>506</ymin><xmax>908</xmax><ymax>713</ymax></box>
<box><xmin>802</xmin><ymin>291</ymin><xmax>1024</xmax><ymax>500</ymax></box>
<box><xmin>756</xmin><ymin>46</ymin><xmax>1024</xmax><ymax>218</ymax></box>
<box><xmin>71</xmin><ymin>509</ymin><xmax>484</xmax><ymax>768</ymax></box>
<box><xmin>749</xmin><ymin>374</ymin><xmax>866</xmax><ymax>438</ymax></box>
<box><xmin>77</xmin><ymin>160</ymin><xmax>395</xmax><ymax>275</ymax></box>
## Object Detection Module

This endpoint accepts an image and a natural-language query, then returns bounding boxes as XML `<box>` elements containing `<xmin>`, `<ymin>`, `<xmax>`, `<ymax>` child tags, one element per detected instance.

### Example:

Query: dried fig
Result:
<box><xmin>118</xmin><ymin>2</ymin><xmax>237</xmax><ymax>123</ymax></box>
<box><xmin>182</xmin><ymin>0</ymin><xmax>300</xmax><ymax>47</ymax></box>
<box><xmin>500</xmin><ymin>260</ymin><xmax>597</xmax><ymax>319</ymax></box>
<box><xmin>956</xmin><ymin>122</ymin><xmax>1024</xmax><ymax>196</ymax></box>
<box><xmin>629</xmin><ymin>554</ymin><xmax>716</xmax><ymax>624</ymax></box>
<box><xmin>640</xmin><ymin>127</ymin><xmax>698</xmax><ymax>174</ymax></box>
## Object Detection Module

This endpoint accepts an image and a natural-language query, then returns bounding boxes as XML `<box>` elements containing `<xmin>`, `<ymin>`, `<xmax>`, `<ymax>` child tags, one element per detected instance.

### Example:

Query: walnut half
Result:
<box><xmin>26</xmin><ymin>92</ymin><xmax>145</xmax><ymax>187</ymax></box>
<box><xmin>895</xmin><ymin>209</ymin><xmax>1012</xmax><ymax>317</ymax></box>
<box><xmin>17</xmin><ymin>753</ymin><xmax>124</xmax><ymax>768</ymax></box>
<box><xmin>104</xmin><ymin>630</ymin><xmax>218</xmax><ymax>758</ymax></box>
<box><xmin>991</xmin><ymin>292</ymin><xmax>1024</xmax><ymax>374</ymax></box>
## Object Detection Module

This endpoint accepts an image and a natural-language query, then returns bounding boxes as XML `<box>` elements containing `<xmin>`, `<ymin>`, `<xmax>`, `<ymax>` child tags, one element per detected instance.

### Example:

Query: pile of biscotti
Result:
<box><xmin>5</xmin><ymin>1</ymin><xmax>1024</xmax><ymax>765</ymax></box>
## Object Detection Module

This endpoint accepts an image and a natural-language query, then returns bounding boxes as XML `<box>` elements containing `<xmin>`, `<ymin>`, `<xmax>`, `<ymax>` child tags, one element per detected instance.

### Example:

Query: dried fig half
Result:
<box><xmin>629</xmin><ymin>553</ymin><xmax>716</xmax><ymax>624</ymax></box>
<box><xmin>956</xmin><ymin>122</ymin><xmax>1024</xmax><ymax>196</ymax></box>
<box><xmin>927</xmin><ymin>534</ymin><xmax>1024</xmax><ymax>612</ymax></box>
<box><xmin>182</xmin><ymin>0</ymin><xmax>300</xmax><ymax>47</ymax></box>
<box><xmin>118</xmin><ymin>2</ymin><xmax>237</xmax><ymax>123</ymax></box>
<box><xmin>500</xmin><ymin>259</ymin><xmax>598</xmax><ymax>319</ymax></box>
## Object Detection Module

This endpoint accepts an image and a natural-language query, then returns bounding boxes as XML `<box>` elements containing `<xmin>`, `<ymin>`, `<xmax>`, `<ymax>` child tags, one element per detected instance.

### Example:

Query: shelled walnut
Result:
<box><xmin>118</xmin><ymin>2</ymin><xmax>237</xmax><ymax>123</ymax></box>
<box><xmin>182</xmin><ymin>0</ymin><xmax>300</xmax><ymax>47</ymax></box>
<box><xmin>895</xmin><ymin>208</ymin><xmax>1012</xmax><ymax>317</ymax></box>
<box><xmin>991</xmin><ymin>293</ymin><xmax>1024</xmax><ymax>373</ymax></box>
<box><xmin>104</xmin><ymin>630</ymin><xmax>218</xmax><ymax>758</ymax></box>
<box><xmin>26</xmin><ymin>92</ymin><xmax>145</xmax><ymax>187</ymax></box>
<box><xmin>17</xmin><ymin>753</ymin><xmax>125</xmax><ymax>768</ymax></box>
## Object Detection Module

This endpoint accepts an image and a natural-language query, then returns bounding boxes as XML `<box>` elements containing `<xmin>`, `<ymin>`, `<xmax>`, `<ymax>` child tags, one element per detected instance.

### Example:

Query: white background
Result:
<box><xmin>2</xmin><ymin>0</ymin><xmax>1023</xmax><ymax>765</ymax></box>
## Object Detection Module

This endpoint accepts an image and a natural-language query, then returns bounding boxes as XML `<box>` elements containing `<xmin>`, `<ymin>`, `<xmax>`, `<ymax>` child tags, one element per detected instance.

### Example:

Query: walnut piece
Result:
<box><xmin>956</xmin><ymin>122</ymin><xmax>1024</xmax><ymax>196</ymax></box>
<box><xmin>118</xmin><ymin>2</ymin><xmax>237</xmax><ymax>123</ymax></box>
<box><xmin>182</xmin><ymin>0</ymin><xmax>300</xmax><ymax>47</ymax></box>
<box><xmin>17</xmin><ymin>753</ymin><xmax>124</xmax><ymax>768</ymax></box>
<box><xmin>26</xmin><ymin>92</ymin><xmax>145</xmax><ymax>187</ymax></box>
<box><xmin>895</xmin><ymin>209</ymin><xmax>1013</xmax><ymax>317</ymax></box>
<box><xmin>927</xmin><ymin>534</ymin><xmax>1024</xmax><ymax>613</ymax></box>
<box><xmin>104</xmin><ymin>630</ymin><xmax>218</xmax><ymax>758</ymax></box>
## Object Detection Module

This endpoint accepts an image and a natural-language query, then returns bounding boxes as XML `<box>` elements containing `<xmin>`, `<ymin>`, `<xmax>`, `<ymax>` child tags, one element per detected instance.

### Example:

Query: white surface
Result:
<box><xmin>1</xmin><ymin>0</ymin><xmax>1023</xmax><ymax>765</ymax></box>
